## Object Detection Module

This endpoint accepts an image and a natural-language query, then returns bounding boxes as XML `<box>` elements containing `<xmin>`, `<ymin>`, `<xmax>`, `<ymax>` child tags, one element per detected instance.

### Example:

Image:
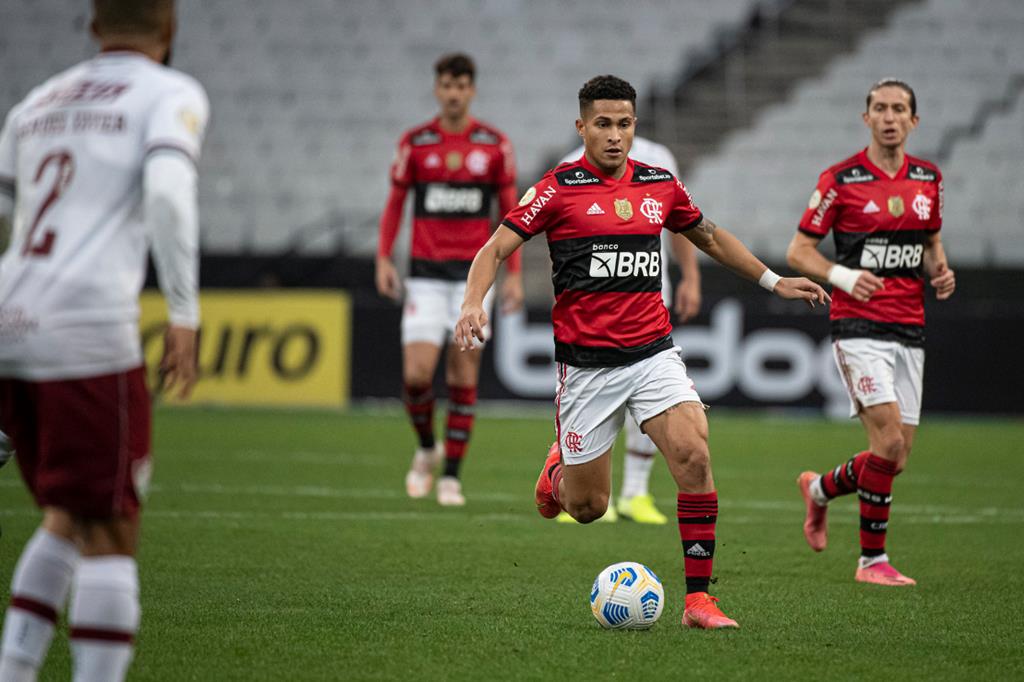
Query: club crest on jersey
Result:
<box><xmin>887</xmin><ymin>196</ymin><xmax>905</xmax><ymax>217</ymax></box>
<box><xmin>614</xmin><ymin>198</ymin><xmax>633</xmax><ymax>220</ymax></box>
<box><xmin>912</xmin><ymin>193</ymin><xmax>932</xmax><ymax>220</ymax></box>
<box><xmin>466</xmin><ymin>149</ymin><xmax>489</xmax><ymax>175</ymax></box>
<box><xmin>445</xmin><ymin>151</ymin><xmax>462</xmax><ymax>171</ymax></box>
<box><xmin>640</xmin><ymin>197</ymin><xmax>663</xmax><ymax>225</ymax></box>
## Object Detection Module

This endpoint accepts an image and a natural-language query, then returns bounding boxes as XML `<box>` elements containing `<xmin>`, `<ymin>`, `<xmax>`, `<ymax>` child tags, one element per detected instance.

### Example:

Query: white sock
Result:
<box><xmin>69</xmin><ymin>556</ymin><xmax>140</xmax><ymax>682</ymax></box>
<box><xmin>0</xmin><ymin>528</ymin><xmax>79</xmax><ymax>679</ymax></box>
<box><xmin>621</xmin><ymin>454</ymin><xmax>656</xmax><ymax>499</ymax></box>
<box><xmin>809</xmin><ymin>476</ymin><xmax>829</xmax><ymax>506</ymax></box>
<box><xmin>859</xmin><ymin>553</ymin><xmax>889</xmax><ymax>569</ymax></box>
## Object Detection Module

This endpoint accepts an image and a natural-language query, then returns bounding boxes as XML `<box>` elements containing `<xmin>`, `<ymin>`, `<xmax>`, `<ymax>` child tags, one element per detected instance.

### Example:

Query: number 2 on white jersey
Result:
<box><xmin>22</xmin><ymin>150</ymin><xmax>75</xmax><ymax>257</ymax></box>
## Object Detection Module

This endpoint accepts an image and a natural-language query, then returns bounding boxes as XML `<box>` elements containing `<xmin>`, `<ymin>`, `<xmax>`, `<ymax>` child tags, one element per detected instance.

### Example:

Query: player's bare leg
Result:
<box><xmin>557</xmin><ymin>448</ymin><xmax>613</xmax><ymax>524</ymax></box>
<box><xmin>436</xmin><ymin>343</ymin><xmax>483</xmax><ymax>506</ymax></box>
<box><xmin>853</xmin><ymin>403</ymin><xmax>917</xmax><ymax>585</ymax></box>
<box><xmin>402</xmin><ymin>342</ymin><xmax>445</xmax><ymax>498</ymax></box>
<box><xmin>644</xmin><ymin>403</ymin><xmax>738</xmax><ymax>629</ymax></box>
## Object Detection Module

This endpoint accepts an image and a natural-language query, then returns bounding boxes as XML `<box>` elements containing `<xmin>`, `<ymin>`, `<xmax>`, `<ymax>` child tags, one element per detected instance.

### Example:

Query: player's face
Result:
<box><xmin>434</xmin><ymin>73</ymin><xmax>475</xmax><ymax>120</ymax></box>
<box><xmin>576</xmin><ymin>100</ymin><xmax>635</xmax><ymax>173</ymax></box>
<box><xmin>863</xmin><ymin>86</ymin><xmax>918</xmax><ymax>150</ymax></box>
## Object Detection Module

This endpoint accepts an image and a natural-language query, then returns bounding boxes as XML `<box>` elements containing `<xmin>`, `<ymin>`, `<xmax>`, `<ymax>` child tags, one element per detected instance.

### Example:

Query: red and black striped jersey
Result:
<box><xmin>502</xmin><ymin>156</ymin><xmax>702</xmax><ymax>367</ymax></box>
<box><xmin>798</xmin><ymin>149</ymin><xmax>942</xmax><ymax>346</ymax></box>
<box><xmin>387</xmin><ymin>117</ymin><xmax>515</xmax><ymax>280</ymax></box>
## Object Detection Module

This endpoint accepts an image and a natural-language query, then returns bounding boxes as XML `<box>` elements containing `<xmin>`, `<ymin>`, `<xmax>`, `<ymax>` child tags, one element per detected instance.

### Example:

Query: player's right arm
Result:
<box><xmin>455</xmin><ymin>224</ymin><xmax>524</xmax><ymax>350</ymax></box>
<box><xmin>786</xmin><ymin>170</ymin><xmax>883</xmax><ymax>303</ymax></box>
<box><xmin>376</xmin><ymin>136</ymin><xmax>413</xmax><ymax>301</ymax></box>
<box><xmin>0</xmin><ymin>108</ymin><xmax>16</xmax><ymax>255</ymax></box>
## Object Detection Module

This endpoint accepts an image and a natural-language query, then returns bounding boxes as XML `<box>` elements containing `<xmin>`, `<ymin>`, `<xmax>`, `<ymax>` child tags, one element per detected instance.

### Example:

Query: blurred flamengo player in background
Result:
<box><xmin>456</xmin><ymin>75</ymin><xmax>828</xmax><ymax>629</ymax></box>
<box><xmin>557</xmin><ymin>137</ymin><xmax>701</xmax><ymax>525</ymax></box>
<box><xmin>376</xmin><ymin>53</ymin><xmax>522</xmax><ymax>507</ymax></box>
<box><xmin>788</xmin><ymin>79</ymin><xmax>954</xmax><ymax>586</ymax></box>
<box><xmin>0</xmin><ymin>1</ymin><xmax>207</xmax><ymax>679</ymax></box>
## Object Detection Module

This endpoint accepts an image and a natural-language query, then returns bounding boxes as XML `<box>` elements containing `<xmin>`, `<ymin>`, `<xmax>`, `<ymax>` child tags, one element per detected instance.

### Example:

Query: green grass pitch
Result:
<box><xmin>1</xmin><ymin>407</ymin><xmax>1023</xmax><ymax>680</ymax></box>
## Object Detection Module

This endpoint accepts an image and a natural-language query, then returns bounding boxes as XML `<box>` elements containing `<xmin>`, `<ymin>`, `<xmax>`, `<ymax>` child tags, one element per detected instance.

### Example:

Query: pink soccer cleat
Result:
<box><xmin>855</xmin><ymin>561</ymin><xmax>917</xmax><ymax>586</ymax></box>
<box><xmin>797</xmin><ymin>471</ymin><xmax>828</xmax><ymax>552</ymax></box>
<box><xmin>535</xmin><ymin>442</ymin><xmax>562</xmax><ymax>519</ymax></box>
<box><xmin>682</xmin><ymin>593</ymin><xmax>739</xmax><ymax>630</ymax></box>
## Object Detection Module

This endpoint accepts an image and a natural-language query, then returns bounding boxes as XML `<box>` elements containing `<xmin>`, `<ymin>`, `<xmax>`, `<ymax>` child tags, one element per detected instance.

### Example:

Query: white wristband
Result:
<box><xmin>758</xmin><ymin>269</ymin><xmax>781</xmax><ymax>292</ymax></box>
<box><xmin>827</xmin><ymin>264</ymin><xmax>861</xmax><ymax>295</ymax></box>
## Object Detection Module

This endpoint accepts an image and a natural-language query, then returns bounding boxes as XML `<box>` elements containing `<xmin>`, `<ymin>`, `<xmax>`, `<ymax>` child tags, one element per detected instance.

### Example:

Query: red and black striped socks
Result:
<box><xmin>443</xmin><ymin>385</ymin><xmax>477</xmax><ymax>478</ymax></box>
<box><xmin>820</xmin><ymin>450</ymin><xmax>870</xmax><ymax>499</ymax></box>
<box><xmin>677</xmin><ymin>491</ymin><xmax>717</xmax><ymax>594</ymax></box>
<box><xmin>858</xmin><ymin>453</ymin><xmax>898</xmax><ymax>559</ymax></box>
<box><xmin>402</xmin><ymin>384</ymin><xmax>435</xmax><ymax>450</ymax></box>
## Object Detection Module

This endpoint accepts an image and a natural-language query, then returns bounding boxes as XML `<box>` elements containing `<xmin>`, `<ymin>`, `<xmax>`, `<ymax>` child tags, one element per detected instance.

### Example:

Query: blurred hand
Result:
<box><xmin>850</xmin><ymin>270</ymin><xmax>885</xmax><ymax>302</ymax></box>
<box><xmin>673</xmin><ymin>279</ymin><xmax>701</xmax><ymax>322</ymax></box>
<box><xmin>454</xmin><ymin>303</ymin><xmax>488</xmax><ymax>351</ymax></box>
<box><xmin>930</xmin><ymin>262</ymin><xmax>955</xmax><ymax>300</ymax></box>
<box><xmin>501</xmin><ymin>272</ymin><xmax>524</xmax><ymax>314</ymax></box>
<box><xmin>159</xmin><ymin>325</ymin><xmax>198</xmax><ymax>400</ymax></box>
<box><xmin>774</xmin><ymin>277</ymin><xmax>831</xmax><ymax>309</ymax></box>
<box><xmin>375</xmin><ymin>256</ymin><xmax>401</xmax><ymax>301</ymax></box>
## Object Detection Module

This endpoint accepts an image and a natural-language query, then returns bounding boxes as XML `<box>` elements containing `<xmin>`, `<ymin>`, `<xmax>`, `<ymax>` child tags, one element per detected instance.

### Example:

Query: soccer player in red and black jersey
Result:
<box><xmin>376</xmin><ymin>54</ymin><xmax>522</xmax><ymax>507</ymax></box>
<box><xmin>788</xmin><ymin>79</ymin><xmax>955</xmax><ymax>586</ymax></box>
<box><xmin>456</xmin><ymin>75</ymin><xmax>828</xmax><ymax>629</ymax></box>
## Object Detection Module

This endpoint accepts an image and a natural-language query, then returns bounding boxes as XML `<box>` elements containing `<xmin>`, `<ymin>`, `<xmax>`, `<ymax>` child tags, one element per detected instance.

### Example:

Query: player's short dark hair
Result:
<box><xmin>578</xmin><ymin>75</ymin><xmax>637</xmax><ymax>115</ymax></box>
<box><xmin>866</xmin><ymin>78</ymin><xmax>917</xmax><ymax>116</ymax></box>
<box><xmin>93</xmin><ymin>0</ymin><xmax>173</xmax><ymax>36</ymax></box>
<box><xmin>435</xmin><ymin>53</ymin><xmax>475</xmax><ymax>82</ymax></box>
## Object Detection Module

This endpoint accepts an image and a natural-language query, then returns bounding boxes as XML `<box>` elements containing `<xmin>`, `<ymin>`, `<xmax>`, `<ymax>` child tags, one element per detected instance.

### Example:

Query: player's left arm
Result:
<box><xmin>669</xmin><ymin>231</ymin><xmax>701</xmax><ymax>321</ymax></box>
<box><xmin>685</xmin><ymin>216</ymin><xmax>830</xmax><ymax>308</ymax></box>
<box><xmin>145</xmin><ymin>81</ymin><xmax>209</xmax><ymax>399</ymax></box>
<box><xmin>923</xmin><ymin>231</ymin><xmax>955</xmax><ymax>300</ymax></box>
<box><xmin>496</xmin><ymin>182</ymin><xmax>523</xmax><ymax>313</ymax></box>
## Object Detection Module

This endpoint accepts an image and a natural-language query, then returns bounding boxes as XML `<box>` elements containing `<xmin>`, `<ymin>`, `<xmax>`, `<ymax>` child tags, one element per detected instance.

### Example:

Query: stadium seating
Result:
<box><xmin>0</xmin><ymin>0</ymin><xmax>760</xmax><ymax>253</ymax></box>
<box><xmin>686</xmin><ymin>0</ymin><xmax>1024</xmax><ymax>264</ymax></box>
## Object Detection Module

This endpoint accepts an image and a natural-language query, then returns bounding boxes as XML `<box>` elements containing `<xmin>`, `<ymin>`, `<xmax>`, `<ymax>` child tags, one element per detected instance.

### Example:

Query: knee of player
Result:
<box><xmin>878</xmin><ymin>432</ymin><xmax>906</xmax><ymax>462</ymax></box>
<box><xmin>568</xmin><ymin>494</ymin><xmax>609</xmax><ymax>524</ymax></box>
<box><xmin>666</xmin><ymin>439</ymin><xmax>710</xmax><ymax>470</ymax></box>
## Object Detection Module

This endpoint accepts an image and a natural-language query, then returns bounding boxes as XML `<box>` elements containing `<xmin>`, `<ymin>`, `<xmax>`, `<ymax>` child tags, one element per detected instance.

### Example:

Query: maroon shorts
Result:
<box><xmin>0</xmin><ymin>366</ymin><xmax>151</xmax><ymax>519</ymax></box>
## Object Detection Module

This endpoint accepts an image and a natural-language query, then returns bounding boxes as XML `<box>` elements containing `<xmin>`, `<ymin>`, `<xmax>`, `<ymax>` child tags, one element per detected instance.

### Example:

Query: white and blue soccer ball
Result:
<box><xmin>590</xmin><ymin>561</ymin><xmax>664</xmax><ymax>629</ymax></box>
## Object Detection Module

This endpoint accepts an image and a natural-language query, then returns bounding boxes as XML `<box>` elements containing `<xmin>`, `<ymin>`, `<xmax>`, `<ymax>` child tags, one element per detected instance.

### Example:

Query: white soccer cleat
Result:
<box><xmin>436</xmin><ymin>476</ymin><xmax>465</xmax><ymax>507</ymax></box>
<box><xmin>405</xmin><ymin>444</ymin><xmax>442</xmax><ymax>498</ymax></box>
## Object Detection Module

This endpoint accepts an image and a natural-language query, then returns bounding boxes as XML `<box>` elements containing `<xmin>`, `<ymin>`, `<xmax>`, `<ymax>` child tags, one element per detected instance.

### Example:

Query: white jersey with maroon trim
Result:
<box><xmin>798</xmin><ymin>149</ymin><xmax>942</xmax><ymax>346</ymax></box>
<box><xmin>502</xmin><ymin>155</ymin><xmax>702</xmax><ymax>367</ymax></box>
<box><xmin>0</xmin><ymin>52</ymin><xmax>208</xmax><ymax>380</ymax></box>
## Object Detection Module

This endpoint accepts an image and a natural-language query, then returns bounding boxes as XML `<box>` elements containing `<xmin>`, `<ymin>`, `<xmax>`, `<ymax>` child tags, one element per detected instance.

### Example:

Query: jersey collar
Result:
<box><xmin>433</xmin><ymin>116</ymin><xmax>476</xmax><ymax>138</ymax></box>
<box><xmin>858</xmin><ymin>147</ymin><xmax>908</xmax><ymax>180</ymax></box>
<box><xmin>578</xmin><ymin>153</ymin><xmax>633</xmax><ymax>183</ymax></box>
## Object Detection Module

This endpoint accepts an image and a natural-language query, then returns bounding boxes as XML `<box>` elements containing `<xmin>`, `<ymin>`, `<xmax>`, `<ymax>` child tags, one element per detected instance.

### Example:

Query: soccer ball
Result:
<box><xmin>590</xmin><ymin>561</ymin><xmax>664</xmax><ymax>629</ymax></box>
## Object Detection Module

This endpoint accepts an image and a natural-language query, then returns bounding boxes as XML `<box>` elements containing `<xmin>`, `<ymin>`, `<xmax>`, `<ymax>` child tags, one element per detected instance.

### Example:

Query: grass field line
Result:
<box><xmin>0</xmin><ymin>506</ymin><xmax>1022</xmax><ymax>527</ymax></box>
<box><xmin>2</xmin><ymin>478</ymin><xmax>1024</xmax><ymax>520</ymax></box>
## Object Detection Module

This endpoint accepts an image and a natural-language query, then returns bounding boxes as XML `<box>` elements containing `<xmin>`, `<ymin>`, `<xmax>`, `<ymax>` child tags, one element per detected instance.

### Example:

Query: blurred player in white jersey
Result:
<box><xmin>0</xmin><ymin>2</ymin><xmax>207</xmax><ymax>680</ymax></box>
<box><xmin>555</xmin><ymin>137</ymin><xmax>701</xmax><ymax>524</ymax></box>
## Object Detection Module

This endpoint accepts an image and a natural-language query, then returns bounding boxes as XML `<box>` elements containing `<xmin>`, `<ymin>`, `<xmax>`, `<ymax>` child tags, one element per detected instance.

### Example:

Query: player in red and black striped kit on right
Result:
<box><xmin>788</xmin><ymin>79</ymin><xmax>956</xmax><ymax>586</ymax></box>
<box><xmin>456</xmin><ymin>75</ymin><xmax>828</xmax><ymax>629</ymax></box>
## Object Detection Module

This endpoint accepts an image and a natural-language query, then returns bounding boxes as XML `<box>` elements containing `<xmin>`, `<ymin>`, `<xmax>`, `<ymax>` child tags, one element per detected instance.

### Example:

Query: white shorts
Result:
<box><xmin>832</xmin><ymin>338</ymin><xmax>924</xmax><ymax>426</ymax></box>
<box><xmin>401</xmin><ymin>278</ymin><xmax>495</xmax><ymax>348</ymax></box>
<box><xmin>555</xmin><ymin>347</ymin><xmax>702</xmax><ymax>465</ymax></box>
